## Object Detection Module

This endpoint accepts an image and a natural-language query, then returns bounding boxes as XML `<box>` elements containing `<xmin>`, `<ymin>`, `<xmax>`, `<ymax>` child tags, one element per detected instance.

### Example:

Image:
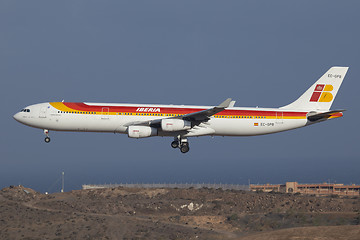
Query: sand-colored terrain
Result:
<box><xmin>0</xmin><ymin>185</ymin><xmax>359</xmax><ymax>239</ymax></box>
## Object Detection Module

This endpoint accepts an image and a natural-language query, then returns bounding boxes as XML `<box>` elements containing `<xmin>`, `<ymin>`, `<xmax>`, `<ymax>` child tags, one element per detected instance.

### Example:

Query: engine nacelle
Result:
<box><xmin>161</xmin><ymin>119</ymin><xmax>191</xmax><ymax>132</ymax></box>
<box><xmin>127</xmin><ymin>126</ymin><xmax>158</xmax><ymax>138</ymax></box>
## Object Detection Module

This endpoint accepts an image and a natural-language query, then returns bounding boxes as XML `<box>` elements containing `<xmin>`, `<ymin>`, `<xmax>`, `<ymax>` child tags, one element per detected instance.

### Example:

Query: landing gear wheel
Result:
<box><xmin>171</xmin><ymin>141</ymin><xmax>179</xmax><ymax>148</ymax></box>
<box><xmin>180</xmin><ymin>144</ymin><xmax>189</xmax><ymax>153</ymax></box>
<box><xmin>44</xmin><ymin>137</ymin><xmax>51</xmax><ymax>143</ymax></box>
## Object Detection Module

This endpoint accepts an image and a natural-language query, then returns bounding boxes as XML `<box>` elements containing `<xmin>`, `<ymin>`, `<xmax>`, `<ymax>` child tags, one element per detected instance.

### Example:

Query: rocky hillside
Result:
<box><xmin>0</xmin><ymin>185</ymin><xmax>359</xmax><ymax>239</ymax></box>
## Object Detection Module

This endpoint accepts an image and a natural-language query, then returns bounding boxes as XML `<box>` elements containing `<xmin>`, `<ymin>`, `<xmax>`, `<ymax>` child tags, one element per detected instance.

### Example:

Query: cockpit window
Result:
<box><xmin>20</xmin><ymin>109</ymin><xmax>30</xmax><ymax>112</ymax></box>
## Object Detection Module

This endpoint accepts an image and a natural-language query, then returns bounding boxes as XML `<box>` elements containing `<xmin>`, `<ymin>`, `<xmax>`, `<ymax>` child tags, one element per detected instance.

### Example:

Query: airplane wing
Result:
<box><xmin>175</xmin><ymin>98</ymin><xmax>232</xmax><ymax>122</ymax></box>
<box><xmin>124</xmin><ymin>98</ymin><xmax>232</xmax><ymax>127</ymax></box>
<box><xmin>307</xmin><ymin>109</ymin><xmax>345</xmax><ymax>122</ymax></box>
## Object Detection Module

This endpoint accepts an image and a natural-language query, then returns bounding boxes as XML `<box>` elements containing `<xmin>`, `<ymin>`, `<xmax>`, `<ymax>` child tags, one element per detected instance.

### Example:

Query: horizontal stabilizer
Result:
<box><xmin>307</xmin><ymin>110</ymin><xmax>345</xmax><ymax>122</ymax></box>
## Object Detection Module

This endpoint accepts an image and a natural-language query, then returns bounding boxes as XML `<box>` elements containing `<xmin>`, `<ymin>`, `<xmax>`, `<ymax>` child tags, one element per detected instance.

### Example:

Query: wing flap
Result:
<box><xmin>185</xmin><ymin>125</ymin><xmax>216</xmax><ymax>137</ymax></box>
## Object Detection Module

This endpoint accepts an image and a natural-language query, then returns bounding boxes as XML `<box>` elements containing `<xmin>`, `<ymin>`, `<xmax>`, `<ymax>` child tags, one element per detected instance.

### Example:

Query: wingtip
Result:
<box><xmin>218</xmin><ymin>98</ymin><xmax>232</xmax><ymax>108</ymax></box>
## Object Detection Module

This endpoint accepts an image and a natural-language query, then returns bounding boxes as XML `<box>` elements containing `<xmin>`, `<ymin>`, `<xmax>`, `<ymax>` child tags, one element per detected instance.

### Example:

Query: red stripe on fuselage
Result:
<box><xmin>62</xmin><ymin>102</ymin><xmax>307</xmax><ymax>117</ymax></box>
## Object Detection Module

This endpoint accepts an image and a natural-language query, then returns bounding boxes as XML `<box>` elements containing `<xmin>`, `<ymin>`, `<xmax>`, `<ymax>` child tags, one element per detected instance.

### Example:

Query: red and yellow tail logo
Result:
<box><xmin>310</xmin><ymin>84</ymin><xmax>333</xmax><ymax>102</ymax></box>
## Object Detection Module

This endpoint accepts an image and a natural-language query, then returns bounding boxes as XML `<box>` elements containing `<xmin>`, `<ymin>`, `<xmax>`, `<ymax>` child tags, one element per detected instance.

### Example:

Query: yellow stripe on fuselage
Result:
<box><xmin>50</xmin><ymin>102</ymin><xmax>76</xmax><ymax>112</ymax></box>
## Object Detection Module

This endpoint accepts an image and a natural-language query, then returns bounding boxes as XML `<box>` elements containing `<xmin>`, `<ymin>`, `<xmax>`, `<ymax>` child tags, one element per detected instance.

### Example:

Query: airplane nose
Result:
<box><xmin>13</xmin><ymin>112</ymin><xmax>21</xmax><ymax>122</ymax></box>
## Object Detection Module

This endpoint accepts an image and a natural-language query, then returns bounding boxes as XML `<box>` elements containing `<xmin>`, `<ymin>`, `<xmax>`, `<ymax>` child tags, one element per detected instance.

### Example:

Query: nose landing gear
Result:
<box><xmin>171</xmin><ymin>136</ymin><xmax>190</xmax><ymax>153</ymax></box>
<box><xmin>44</xmin><ymin>129</ymin><xmax>51</xmax><ymax>143</ymax></box>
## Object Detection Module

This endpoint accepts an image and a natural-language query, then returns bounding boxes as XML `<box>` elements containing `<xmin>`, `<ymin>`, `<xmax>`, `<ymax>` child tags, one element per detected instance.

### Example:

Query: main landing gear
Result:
<box><xmin>44</xmin><ymin>129</ymin><xmax>51</xmax><ymax>143</ymax></box>
<box><xmin>171</xmin><ymin>136</ymin><xmax>190</xmax><ymax>153</ymax></box>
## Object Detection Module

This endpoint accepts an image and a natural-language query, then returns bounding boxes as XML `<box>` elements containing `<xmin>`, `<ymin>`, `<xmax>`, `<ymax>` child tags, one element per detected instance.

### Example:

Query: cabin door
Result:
<box><xmin>276</xmin><ymin>112</ymin><xmax>283</xmax><ymax>124</ymax></box>
<box><xmin>101</xmin><ymin>107</ymin><xmax>109</xmax><ymax>119</ymax></box>
<box><xmin>39</xmin><ymin>107</ymin><xmax>47</xmax><ymax>118</ymax></box>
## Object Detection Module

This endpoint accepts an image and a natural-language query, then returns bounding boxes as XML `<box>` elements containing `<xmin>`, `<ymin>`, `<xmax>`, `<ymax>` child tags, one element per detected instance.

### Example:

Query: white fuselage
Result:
<box><xmin>13</xmin><ymin>102</ymin><xmax>311</xmax><ymax>137</ymax></box>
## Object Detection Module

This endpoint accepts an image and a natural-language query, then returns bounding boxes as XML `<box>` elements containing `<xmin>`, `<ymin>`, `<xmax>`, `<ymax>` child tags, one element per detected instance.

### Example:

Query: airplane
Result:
<box><xmin>13</xmin><ymin>66</ymin><xmax>348</xmax><ymax>153</ymax></box>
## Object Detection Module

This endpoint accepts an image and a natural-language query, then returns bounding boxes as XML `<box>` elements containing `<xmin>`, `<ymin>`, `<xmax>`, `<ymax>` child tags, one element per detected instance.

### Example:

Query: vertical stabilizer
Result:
<box><xmin>280</xmin><ymin>67</ymin><xmax>348</xmax><ymax>111</ymax></box>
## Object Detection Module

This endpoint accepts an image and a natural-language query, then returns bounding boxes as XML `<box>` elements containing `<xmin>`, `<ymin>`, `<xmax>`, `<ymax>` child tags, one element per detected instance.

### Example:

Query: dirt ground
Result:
<box><xmin>0</xmin><ymin>185</ymin><xmax>359</xmax><ymax>239</ymax></box>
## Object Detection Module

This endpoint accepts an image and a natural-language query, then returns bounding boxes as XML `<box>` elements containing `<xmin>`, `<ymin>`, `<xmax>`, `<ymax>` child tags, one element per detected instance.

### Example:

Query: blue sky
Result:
<box><xmin>1</xmin><ymin>1</ymin><xmax>359</xmax><ymax>192</ymax></box>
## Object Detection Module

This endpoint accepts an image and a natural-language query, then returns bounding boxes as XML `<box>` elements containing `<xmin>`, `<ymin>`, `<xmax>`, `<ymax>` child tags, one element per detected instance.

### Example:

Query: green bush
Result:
<box><xmin>227</xmin><ymin>214</ymin><xmax>239</xmax><ymax>221</ymax></box>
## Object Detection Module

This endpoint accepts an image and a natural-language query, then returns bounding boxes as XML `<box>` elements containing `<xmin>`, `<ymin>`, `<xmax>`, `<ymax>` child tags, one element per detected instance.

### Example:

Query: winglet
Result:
<box><xmin>229</xmin><ymin>100</ymin><xmax>236</xmax><ymax>108</ymax></box>
<box><xmin>218</xmin><ymin>98</ymin><xmax>232</xmax><ymax>108</ymax></box>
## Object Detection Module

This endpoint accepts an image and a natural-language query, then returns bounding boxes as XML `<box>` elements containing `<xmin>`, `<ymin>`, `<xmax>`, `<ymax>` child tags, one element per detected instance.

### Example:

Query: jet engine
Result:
<box><xmin>161</xmin><ymin>119</ymin><xmax>191</xmax><ymax>132</ymax></box>
<box><xmin>127</xmin><ymin>126</ymin><xmax>158</xmax><ymax>138</ymax></box>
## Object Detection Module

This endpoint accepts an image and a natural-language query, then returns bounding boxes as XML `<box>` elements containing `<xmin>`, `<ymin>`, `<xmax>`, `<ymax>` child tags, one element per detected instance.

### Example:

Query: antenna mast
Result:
<box><xmin>61</xmin><ymin>172</ymin><xmax>64</xmax><ymax>193</ymax></box>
